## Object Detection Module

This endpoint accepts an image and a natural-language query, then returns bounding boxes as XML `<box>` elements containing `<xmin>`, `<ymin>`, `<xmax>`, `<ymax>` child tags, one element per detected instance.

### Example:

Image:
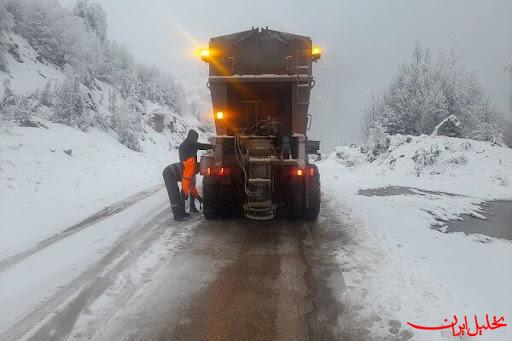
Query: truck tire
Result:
<box><xmin>218</xmin><ymin>184</ymin><xmax>233</xmax><ymax>218</ymax></box>
<box><xmin>288</xmin><ymin>177</ymin><xmax>304</xmax><ymax>219</ymax></box>
<box><xmin>304</xmin><ymin>165</ymin><xmax>321</xmax><ymax>221</ymax></box>
<box><xmin>203</xmin><ymin>181</ymin><xmax>218</xmax><ymax>220</ymax></box>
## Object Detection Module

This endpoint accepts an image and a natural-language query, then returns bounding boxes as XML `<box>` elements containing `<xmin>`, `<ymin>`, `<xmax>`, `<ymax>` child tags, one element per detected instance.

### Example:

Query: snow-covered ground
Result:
<box><xmin>0</xmin><ymin>32</ymin><xmax>210</xmax><ymax>260</ymax></box>
<box><xmin>319</xmin><ymin>134</ymin><xmax>512</xmax><ymax>340</ymax></box>
<box><xmin>0</xmin><ymin>121</ymin><xmax>176</xmax><ymax>258</ymax></box>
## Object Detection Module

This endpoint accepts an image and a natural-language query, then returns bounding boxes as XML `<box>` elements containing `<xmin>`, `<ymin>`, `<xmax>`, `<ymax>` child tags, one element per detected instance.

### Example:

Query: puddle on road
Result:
<box><xmin>358</xmin><ymin>186</ymin><xmax>463</xmax><ymax>198</ymax></box>
<box><xmin>438</xmin><ymin>201</ymin><xmax>512</xmax><ymax>241</ymax></box>
<box><xmin>358</xmin><ymin>186</ymin><xmax>418</xmax><ymax>197</ymax></box>
<box><xmin>358</xmin><ymin>186</ymin><xmax>511</xmax><ymax>242</ymax></box>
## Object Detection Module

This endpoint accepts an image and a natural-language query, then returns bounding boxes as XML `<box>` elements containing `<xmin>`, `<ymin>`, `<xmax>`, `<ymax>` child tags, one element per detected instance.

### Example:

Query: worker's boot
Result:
<box><xmin>181</xmin><ymin>203</ymin><xmax>191</xmax><ymax>218</ymax></box>
<box><xmin>172</xmin><ymin>206</ymin><xmax>185</xmax><ymax>222</ymax></box>
<box><xmin>189</xmin><ymin>197</ymin><xmax>199</xmax><ymax>213</ymax></box>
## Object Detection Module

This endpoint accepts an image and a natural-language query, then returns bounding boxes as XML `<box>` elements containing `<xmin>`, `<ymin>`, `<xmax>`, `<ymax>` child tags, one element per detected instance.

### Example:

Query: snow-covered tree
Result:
<box><xmin>0</xmin><ymin>0</ymin><xmax>14</xmax><ymax>71</ymax></box>
<box><xmin>9</xmin><ymin>0</ymin><xmax>102</xmax><ymax>75</ymax></box>
<box><xmin>363</xmin><ymin>44</ymin><xmax>493</xmax><ymax>140</ymax></box>
<box><xmin>53</xmin><ymin>68</ymin><xmax>90</xmax><ymax>130</ymax></box>
<box><xmin>502</xmin><ymin>120</ymin><xmax>512</xmax><ymax>147</ymax></box>
<box><xmin>1</xmin><ymin>81</ymin><xmax>37</xmax><ymax>126</ymax></box>
<box><xmin>108</xmin><ymin>88</ymin><xmax>142</xmax><ymax>151</ymax></box>
<box><xmin>470</xmin><ymin>94</ymin><xmax>506</xmax><ymax>143</ymax></box>
<box><xmin>1</xmin><ymin>0</ymin><xmax>196</xmax><ymax>149</ymax></box>
<box><xmin>508</xmin><ymin>62</ymin><xmax>512</xmax><ymax>113</ymax></box>
<box><xmin>96</xmin><ymin>42</ymin><xmax>136</xmax><ymax>97</ymax></box>
<box><xmin>73</xmin><ymin>0</ymin><xmax>107</xmax><ymax>42</ymax></box>
<box><xmin>364</xmin><ymin>123</ymin><xmax>390</xmax><ymax>159</ymax></box>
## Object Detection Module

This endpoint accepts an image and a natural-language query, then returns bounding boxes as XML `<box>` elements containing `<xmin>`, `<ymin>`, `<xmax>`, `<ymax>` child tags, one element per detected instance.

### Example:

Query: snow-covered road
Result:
<box><xmin>0</xmin><ymin>189</ymin><xmax>355</xmax><ymax>341</ymax></box>
<box><xmin>1</xmin><ymin>134</ymin><xmax>510</xmax><ymax>341</ymax></box>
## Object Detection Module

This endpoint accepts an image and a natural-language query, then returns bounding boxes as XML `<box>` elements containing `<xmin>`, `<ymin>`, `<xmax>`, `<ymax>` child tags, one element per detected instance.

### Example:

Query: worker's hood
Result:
<box><xmin>186</xmin><ymin>129</ymin><xmax>199</xmax><ymax>142</ymax></box>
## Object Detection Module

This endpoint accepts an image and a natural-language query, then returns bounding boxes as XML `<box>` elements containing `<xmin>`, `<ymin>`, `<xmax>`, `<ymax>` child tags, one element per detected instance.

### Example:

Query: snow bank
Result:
<box><xmin>321</xmin><ymin>135</ymin><xmax>512</xmax><ymax>340</ymax></box>
<box><xmin>0</xmin><ymin>121</ymin><xmax>183</xmax><ymax>259</ymax></box>
<box><xmin>331</xmin><ymin>134</ymin><xmax>512</xmax><ymax>199</ymax></box>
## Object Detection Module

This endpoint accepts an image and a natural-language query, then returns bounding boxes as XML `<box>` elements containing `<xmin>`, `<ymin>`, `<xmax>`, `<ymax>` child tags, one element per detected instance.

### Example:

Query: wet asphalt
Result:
<box><xmin>158</xmin><ymin>215</ymin><xmax>347</xmax><ymax>341</ymax></box>
<box><xmin>105</xmin><ymin>208</ymin><xmax>350</xmax><ymax>341</ymax></box>
<box><xmin>1</xmin><ymin>193</ymin><xmax>352</xmax><ymax>341</ymax></box>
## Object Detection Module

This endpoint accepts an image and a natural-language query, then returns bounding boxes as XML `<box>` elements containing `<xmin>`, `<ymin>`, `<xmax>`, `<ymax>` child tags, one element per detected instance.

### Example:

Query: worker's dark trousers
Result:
<box><xmin>162</xmin><ymin>166</ymin><xmax>185</xmax><ymax>220</ymax></box>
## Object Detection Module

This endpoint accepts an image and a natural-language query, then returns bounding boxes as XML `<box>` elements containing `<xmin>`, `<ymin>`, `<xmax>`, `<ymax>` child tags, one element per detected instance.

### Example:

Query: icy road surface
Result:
<box><xmin>0</xmin><ymin>189</ymin><xmax>357</xmax><ymax>341</ymax></box>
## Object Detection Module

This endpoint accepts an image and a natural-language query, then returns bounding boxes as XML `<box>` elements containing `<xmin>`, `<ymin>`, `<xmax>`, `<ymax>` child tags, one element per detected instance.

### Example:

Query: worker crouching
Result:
<box><xmin>162</xmin><ymin>157</ymin><xmax>203</xmax><ymax>221</ymax></box>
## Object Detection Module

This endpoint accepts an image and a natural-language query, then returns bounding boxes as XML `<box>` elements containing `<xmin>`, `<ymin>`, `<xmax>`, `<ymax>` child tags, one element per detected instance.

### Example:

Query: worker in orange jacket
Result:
<box><xmin>178</xmin><ymin>130</ymin><xmax>214</xmax><ymax>212</ymax></box>
<box><xmin>163</xmin><ymin>157</ymin><xmax>202</xmax><ymax>221</ymax></box>
<box><xmin>181</xmin><ymin>156</ymin><xmax>202</xmax><ymax>204</ymax></box>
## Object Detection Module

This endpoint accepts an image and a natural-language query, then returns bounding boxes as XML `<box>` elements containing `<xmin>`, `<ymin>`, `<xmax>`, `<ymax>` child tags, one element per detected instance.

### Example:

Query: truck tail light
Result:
<box><xmin>292</xmin><ymin>168</ymin><xmax>304</xmax><ymax>176</ymax></box>
<box><xmin>217</xmin><ymin>167</ymin><xmax>230</xmax><ymax>176</ymax></box>
<box><xmin>292</xmin><ymin>167</ymin><xmax>315</xmax><ymax>177</ymax></box>
<box><xmin>206</xmin><ymin>166</ymin><xmax>231</xmax><ymax>177</ymax></box>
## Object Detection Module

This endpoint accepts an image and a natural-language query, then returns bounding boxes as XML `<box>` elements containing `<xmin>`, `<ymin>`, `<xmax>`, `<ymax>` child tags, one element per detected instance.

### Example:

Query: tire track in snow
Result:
<box><xmin>0</xmin><ymin>185</ymin><xmax>163</xmax><ymax>272</ymax></box>
<box><xmin>0</xmin><ymin>202</ymin><xmax>201</xmax><ymax>341</ymax></box>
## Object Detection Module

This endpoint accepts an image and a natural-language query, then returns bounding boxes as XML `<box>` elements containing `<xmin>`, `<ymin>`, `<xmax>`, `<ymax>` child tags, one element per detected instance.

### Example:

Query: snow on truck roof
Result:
<box><xmin>210</xmin><ymin>28</ymin><xmax>312</xmax><ymax>44</ymax></box>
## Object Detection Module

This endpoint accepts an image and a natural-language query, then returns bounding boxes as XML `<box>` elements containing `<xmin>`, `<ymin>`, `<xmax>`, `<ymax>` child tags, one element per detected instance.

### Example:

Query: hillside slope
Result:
<box><xmin>0</xmin><ymin>33</ymin><xmax>211</xmax><ymax>258</ymax></box>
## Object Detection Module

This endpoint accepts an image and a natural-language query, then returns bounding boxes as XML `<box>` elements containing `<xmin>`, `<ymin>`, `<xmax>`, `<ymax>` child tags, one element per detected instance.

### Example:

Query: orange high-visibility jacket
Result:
<box><xmin>182</xmin><ymin>157</ymin><xmax>199</xmax><ymax>199</ymax></box>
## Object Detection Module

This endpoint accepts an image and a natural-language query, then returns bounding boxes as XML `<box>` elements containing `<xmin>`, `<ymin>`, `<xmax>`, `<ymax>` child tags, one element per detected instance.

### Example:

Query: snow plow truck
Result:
<box><xmin>198</xmin><ymin>27</ymin><xmax>322</xmax><ymax>221</ymax></box>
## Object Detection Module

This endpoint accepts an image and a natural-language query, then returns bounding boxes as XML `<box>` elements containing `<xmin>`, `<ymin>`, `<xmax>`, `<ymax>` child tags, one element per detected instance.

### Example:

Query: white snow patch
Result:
<box><xmin>0</xmin><ymin>121</ymin><xmax>180</xmax><ymax>258</ymax></box>
<box><xmin>321</xmin><ymin>135</ymin><xmax>512</xmax><ymax>340</ymax></box>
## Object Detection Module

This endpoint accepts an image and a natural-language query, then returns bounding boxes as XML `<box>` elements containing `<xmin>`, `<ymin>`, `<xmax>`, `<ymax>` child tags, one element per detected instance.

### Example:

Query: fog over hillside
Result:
<box><xmin>59</xmin><ymin>0</ymin><xmax>512</xmax><ymax>149</ymax></box>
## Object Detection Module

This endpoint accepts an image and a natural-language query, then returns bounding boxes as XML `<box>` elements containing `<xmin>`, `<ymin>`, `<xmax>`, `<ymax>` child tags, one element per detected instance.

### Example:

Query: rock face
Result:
<box><xmin>150</xmin><ymin>113</ymin><xmax>165</xmax><ymax>133</ymax></box>
<box><xmin>431</xmin><ymin>115</ymin><xmax>462</xmax><ymax>137</ymax></box>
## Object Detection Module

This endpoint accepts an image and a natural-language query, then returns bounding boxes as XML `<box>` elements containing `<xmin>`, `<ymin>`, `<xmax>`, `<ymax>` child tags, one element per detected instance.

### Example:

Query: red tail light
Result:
<box><xmin>291</xmin><ymin>167</ymin><xmax>315</xmax><ymax>177</ymax></box>
<box><xmin>217</xmin><ymin>167</ymin><xmax>230</xmax><ymax>176</ymax></box>
<box><xmin>206</xmin><ymin>166</ymin><xmax>231</xmax><ymax>176</ymax></box>
<box><xmin>291</xmin><ymin>168</ymin><xmax>304</xmax><ymax>176</ymax></box>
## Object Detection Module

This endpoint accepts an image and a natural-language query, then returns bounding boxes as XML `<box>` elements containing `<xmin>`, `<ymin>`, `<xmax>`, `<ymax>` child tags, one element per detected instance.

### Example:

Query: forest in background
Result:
<box><xmin>362</xmin><ymin>44</ymin><xmax>512</xmax><ymax>148</ymax></box>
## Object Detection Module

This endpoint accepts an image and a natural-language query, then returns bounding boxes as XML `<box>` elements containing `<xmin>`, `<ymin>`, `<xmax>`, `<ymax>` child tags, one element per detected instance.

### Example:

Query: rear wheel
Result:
<box><xmin>202</xmin><ymin>180</ymin><xmax>234</xmax><ymax>220</ymax></box>
<box><xmin>304</xmin><ymin>165</ymin><xmax>321</xmax><ymax>221</ymax></box>
<box><xmin>202</xmin><ymin>181</ymin><xmax>218</xmax><ymax>220</ymax></box>
<box><xmin>288</xmin><ymin>177</ymin><xmax>304</xmax><ymax>219</ymax></box>
<box><xmin>218</xmin><ymin>184</ymin><xmax>233</xmax><ymax>218</ymax></box>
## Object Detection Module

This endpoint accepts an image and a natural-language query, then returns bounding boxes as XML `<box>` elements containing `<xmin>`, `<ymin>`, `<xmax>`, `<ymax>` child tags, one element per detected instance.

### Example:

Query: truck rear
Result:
<box><xmin>198</xmin><ymin>27</ymin><xmax>321</xmax><ymax>220</ymax></box>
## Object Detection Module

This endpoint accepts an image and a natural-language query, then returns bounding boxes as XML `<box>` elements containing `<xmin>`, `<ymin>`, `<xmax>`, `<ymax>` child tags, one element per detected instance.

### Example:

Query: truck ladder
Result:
<box><xmin>296</xmin><ymin>51</ymin><xmax>311</xmax><ymax>105</ymax></box>
<box><xmin>244</xmin><ymin>154</ymin><xmax>276</xmax><ymax>220</ymax></box>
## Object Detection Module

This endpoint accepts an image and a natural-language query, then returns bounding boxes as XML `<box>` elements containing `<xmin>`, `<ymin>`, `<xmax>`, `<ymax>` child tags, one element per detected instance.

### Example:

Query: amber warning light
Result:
<box><xmin>215</xmin><ymin>111</ymin><xmax>224</xmax><ymax>120</ymax></box>
<box><xmin>200</xmin><ymin>48</ymin><xmax>210</xmax><ymax>62</ymax></box>
<box><xmin>312</xmin><ymin>47</ymin><xmax>322</xmax><ymax>62</ymax></box>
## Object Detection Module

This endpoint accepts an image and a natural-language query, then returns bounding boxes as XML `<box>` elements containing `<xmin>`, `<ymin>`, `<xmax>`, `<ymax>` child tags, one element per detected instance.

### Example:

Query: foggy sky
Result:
<box><xmin>63</xmin><ymin>0</ymin><xmax>512</xmax><ymax>149</ymax></box>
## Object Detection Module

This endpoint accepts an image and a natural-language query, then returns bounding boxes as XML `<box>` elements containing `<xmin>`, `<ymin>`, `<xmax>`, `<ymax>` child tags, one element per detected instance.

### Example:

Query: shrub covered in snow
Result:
<box><xmin>332</xmin><ymin>134</ymin><xmax>512</xmax><ymax>192</ymax></box>
<box><xmin>334</xmin><ymin>145</ymin><xmax>365</xmax><ymax>167</ymax></box>
<box><xmin>0</xmin><ymin>0</ymin><xmax>206</xmax><ymax>150</ymax></box>
<box><xmin>362</xmin><ymin>44</ymin><xmax>511</xmax><ymax>147</ymax></box>
<box><xmin>363</xmin><ymin>123</ymin><xmax>390</xmax><ymax>160</ymax></box>
<box><xmin>53</xmin><ymin>71</ymin><xmax>90</xmax><ymax>131</ymax></box>
<box><xmin>1</xmin><ymin>92</ymin><xmax>37</xmax><ymax>126</ymax></box>
<box><xmin>412</xmin><ymin>145</ymin><xmax>441</xmax><ymax>176</ymax></box>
